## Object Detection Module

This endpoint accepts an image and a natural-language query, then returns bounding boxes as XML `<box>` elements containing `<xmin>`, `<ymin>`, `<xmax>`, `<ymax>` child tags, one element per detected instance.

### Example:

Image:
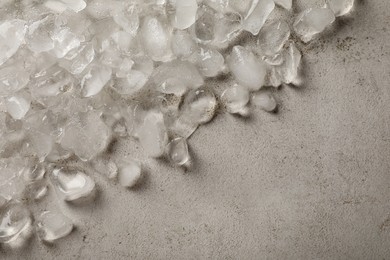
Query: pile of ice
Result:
<box><xmin>0</xmin><ymin>0</ymin><xmax>354</xmax><ymax>245</ymax></box>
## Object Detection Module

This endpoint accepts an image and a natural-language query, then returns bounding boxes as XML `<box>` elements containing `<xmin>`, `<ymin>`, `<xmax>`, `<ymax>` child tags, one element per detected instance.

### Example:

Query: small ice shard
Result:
<box><xmin>227</xmin><ymin>46</ymin><xmax>267</xmax><ymax>91</ymax></box>
<box><xmin>293</xmin><ymin>8</ymin><xmax>335</xmax><ymax>42</ymax></box>
<box><xmin>23</xmin><ymin>181</ymin><xmax>48</xmax><ymax>201</ymax></box>
<box><xmin>0</xmin><ymin>202</ymin><xmax>31</xmax><ymax>244</ymax></box>
<box><xmin>112</xmin><ymin>70</ymin><xmax>147</xmax><ymax>96</ymax></box>
<box><xmin>23</xmin><ymin>164</ymin><xmax>46</xmax><ymax>182</ymax></box>
<box><xmin>171</xmin><ymin>30</ymin><xmax>197</xmax><ymax>59</ymax></box>
<box><xmin>258</xmin><ymin>20</ymin><xmax>290</xmax><ymax>56</ymax></box>
<box><xmin>112</xmin><ymin>4</ymin><xmax>139</xmax><ymax>35</ymax></box>
<box><xmin>181</xmin><ymin>87</ymin><xmax>217</xmax><ymax>125</ymax></box>
<box><xmin>26</xmin><ymin>15</ymin><xmax>55</xmax><ymax>53</ymax></box>
<box><xmin>81</xmin><ymin>65</ymin><xmax>112</xmax><ymax>97</ymax></box>
<box><xmin>326</xmin><ymin>0</ymin><xmax>354</xmax><ymax>17</ymax></box>
<box><xmin>60</xmin><ymin>111</ymin><xmax>111</xmax><ymax>161</ymax></box>
<box><xmin>0</xmin><ymin>64</ymin><xmax>29</xmax><ymax>97</ymax></box>
<box><xmin>0</xmin><ymin>20</ymin><xmax>26</xmax><ymax>66</ymax></box>
<box><xmin>118</xmin><ymin>160</ymin><xmax>142</xmax><ymax>188</ymax></box>
<box><xmin>59</xmin><ymin>43</ymin><xmax>95</xmax><ymax>75</ymax></box>
<box><xmin>252</xmin><ymin>91</ymin><xmax>277</xmax><ymax>112</ymax></box>
<box><xmin>242</xmin><ymin>0</ymin><xmax>275</xmax><ymax>35</ymax></box>
<box><xmin>189</xmin><ymin>47</ymin><xmax>225</xmax><ymax>78</ymax></box>
<box><xmin>158</xmin><ymin>78</ymin><xmax>187</xmax><ymax>96</ymax></box>
<box><xmin>279</xmin><ymin>42</ymin><xmax>301</xmax><ymax>85</ymax></box>
<box><xmin>274</xmin><ymin>0</ymin><xmax>292</xmax><ymax>10</ymax></box>
<box><xmin>44</xmin><ymin>0</ymin><xmax>87</xmax><ymax>13</ymax></box>
<box><xmin>50</xmin><ymin>27</ymin><xmax>81</xmax><ymax>58</ymax></box>
<box><xmin>221</xmin><ymin>84</ymin><xmax>250</xmax><ymax>115</ymax></box>
<box><xmin>139</xmin><ymin>16</ymin><xmax>173</xmax><ymax>62</ymax></box>
<box><xmin>51</xmin><ymin>168</ymin><xmax>95</xmax><ymax>202</ymax></box>
<box><xmin>138</xmin><ymin>110</ymin><xmax>169</xmax><ymax>158</ymax></box>
<box><xmin>5</xmin><ymin>95</ymin><xmax>31</xmax><ymax>120</ymax></box>
<box><xmin>166</xmin><ymin>137</ymin><xmax>190</xmax><ymax>166</ymax></box>
<box><xmin>91</xmin><ymin>156</ymin><xmax>118</xmax><ymax>180</ymax></box>
<box><xmin>36</xmin><ymin>211</ymin><xmax>73</xmax><ymax>243</ymax></box>
<box><xmin>168</xmin><ymin>0</ymin><xmax>198</xmax><ymax>29</ymax></box>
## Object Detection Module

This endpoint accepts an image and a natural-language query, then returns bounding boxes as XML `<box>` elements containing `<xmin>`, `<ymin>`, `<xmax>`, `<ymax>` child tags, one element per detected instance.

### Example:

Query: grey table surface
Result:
<box><xmin>2</xmin><ymin>0</ymin><xmax>390</xmax><ymax>259</ymax></box>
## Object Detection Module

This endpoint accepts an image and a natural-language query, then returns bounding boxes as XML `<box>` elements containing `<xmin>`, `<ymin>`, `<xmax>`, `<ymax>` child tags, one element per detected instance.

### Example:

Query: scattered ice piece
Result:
<box><xmin>23</xmin><ymin>181</ymin><xmax>48</xmax><ymax>201</ymax></box>
<box><xmin>118</xmin><ymin>160</ymin><xmax>142</xmax><ymax>188</ymax></box>
<box><xmin>60</xmin><ymin>111</ymin><xmax>111</xmax><ymax>161</ymax></box>
<box><xmin>274</xmin><ymin>0</ymin><xmax>292</xmax><ymax>10</ymax></box>
<box><xmin>50</xmin><ymin>27</ymin><xmax>81</xmax><ymax>58</ymax></box>
<box><xmin>227</xmin><ymin>46</ymin><xmax>267</xmax><ymax>91</ymax></box>
<box><xmin>51</xmin><ymin>168</ymin><xmax>95</xmax><ymax>202</ymax></box>
<box><xmin>252</xmin><ymin>91</ymin><xmax>277</xmax><ymax>112</ymax></box>
<box><xmin>293</xmin><ymin>8</ymin><xmax>335</xmax><ymax>42</ymax></box>
<box><xmin>279</xmin><ymin>42</ymin><xmax>302</xmax><ymax>85</ymax></box>
<box><xmin>171</xmin><ymin>30</ymin><xmax>197</xmax><ymax>59</ymax></box>
<box><xmin>59</xmin><ymin>43</ymin><xmax>95</xmax><ymax>75</ymax></box>
<box><xmin>158</xmin><ymin>78</ymin><xmax>187</xmax><ymax>96</ymax></box>
<box><xmin>81</xmin><ymin>65</ymin><xmax>112</xmax><ymax>97</ymax></box>
<box><xmin>258</xmin><ymin>20</ymin><xmax>290</xmax><ymax>56</ymax></box>
<box><xmin>242</xmin><ymin>0</ymin><xmax>275</xmax><ymax>35</ymax></box>
<box><xmin>189</xmin><ymin>47</ymin><xmax>225</xmax><ymax>77</ymax></box>
<box><xmin>26</xmin><ymin>15</ymin><xmax>55</xmax><ymax>53</ymax></box>
<box><xmin>326</xmin><ymin>0</ymin><xmax>354</xmax><ymax>17</ymax></box>
<box><xmin>0</xmin><ymin>202</ymin><xmax>31</xmax><ymax>243</ymax></box>
<box><xmin>0</xmin><ymin>64</ymin><xmax>29</xmax><ymax>97</ymax></box>
<box><xmin>181</xmin><ymin>87</ymin><xmax>217</xmax><ymax>125</ymax></box>
<box><xmin>221</xmin><ymin>84</ymin><xmax>250</xmax><ymax>115</ymax></box>
<box><xmin>91</xmin><ymin>156</ymin><xmax>118</xmax><ymax>180</ymax></box>
<box><xmin>23</xmin><ymin>164</ymin><xmax>46</xmax><ymax>182</ymax></box>
<box><xmin>112</xmin><ymin>3</ymin><xmax>140</xmax><ymax>35</ymax></box>
<box><xmin>36</xmin><ymin>211</ymin><xmax>73</xmax><ymax>242</ymax></box>
<box><xmin>44</xmin><ymin>0</ymin><xmax>87</xmax><ymax>13</ymax></box>
<box><xmin>138</xmin><ymin>110</ymin><xmax>169</xmax><ymax>158</ymax></box>
<box><xmin>5</xmin><ymin>95</ymin><xmax>31</xmax><ymax>120</ymax></box>
<box><xmin>168</xmin><ymin>0</ymin><xmax>198</xmax><ymax>30</ymax></box>
<box><xmin>166</xmin><ymin>137</ymin><xmax>190</xmax><ymax>166</ymax></box>
<box><xmin>0</xmin><ymin>20</ymin><xmax>26</xmax><ymax>66</ymax></box>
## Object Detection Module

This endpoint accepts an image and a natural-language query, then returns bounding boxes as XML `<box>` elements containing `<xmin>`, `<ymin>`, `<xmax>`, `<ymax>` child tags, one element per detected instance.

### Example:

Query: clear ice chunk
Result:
<box><xmin>51</xmin><ymin>168</ymin><xmax>95</xmax><ymax>202</ymax></box>
<box><xmin>50</xmin><ymin>27</ymin><xmax>81</xmax><ymax>58</ymax></box>
<box><xmin>227</xmin><ymin>46</ymin><xmax>267</xmax><ymax>91</ymax></box>
<box><xmin>293</xmin><ymin>8</ymin><xmax>335</xmax><ymax>43</ymax></box>
<box><xmin>0</xmin><ymin>20</ymin><xmax>26</xmax><ymax>66</ymax></box>
<box><xmin>257</xmin><ymin>20</ymin><xmax>290</xmax><ymax>56</ymax></box>
<box><xmin>242</xmin><ymin>0</ymin><xmax>275</xmax><ymax>35</ymax></box>
<box><xmin>118</xmin><ymin>160</ymin><xmax>142</xmax><ymax>188</ymax></box>
<box><xmin>0</xmin><ymin>64</ymin><xmax>29</xmax><ymax>97</ymax></box>
<box><xmin>81</xmin><ymin>65</ymin><xmax>112</xmax><ymax>97</ymax></box>
<box><xmin>44</xmin><ymin>0</ymin><xmax>87</xmax><ymax>13</ymax></box>
<box><xmin>5</xmin><ymin>95</ymin><xmax>31</xmax><ymax>120</ymax></box>
<box><xmin>112</xmin><ymin>3</ymin><xmax>140</xmax><ymax>35</ymax></box>
<box><xmin>166</xmin><ymin>137</ymin><xmax>190</xmax><ymax>166</ymax></box>
<box><xmin>26</xmin><ymin>15</ymin><xmax>55</xmax><ymax>53</ymax></box>
<box><xmin>138</xmin><ymin>110</ymin><xmax>169</xmax><ymax>158</ymax></box>
<box><xmin>221</xmin><ymin>84</ymin><xmax>250</xmax><ymax>115</ymax></box>
<box><xmin>279</xmin><ymin>42</ymin><xmax>302</xmax><ymax>85</ymax></box>
<box><xmin>189</xmin><ymin>47</ymin><xmax>225</xmax><ymax>78</ymax></box>
<box><xmin>181</xmin><ymin>87</ymin><xmax>217</xmax><ymax>125</ymax></box>
<box><xmin>168</xmin><ymin>0</ymin><xmax>198</xmax><ymax>30</ymax></box>
<box><xmin>0</xmin><ymin>202</ymin><xmax>31</xmax><ymax>244</ymax></box>
<box><xmin>171</xmin><ymin>30</ymin><xmax>197</xmax><ymax>59</ymax></box>
<box><xmin>59</xmin><ymin>43</ymin><xmax>95</xmax><ymax>75</ymax></box>
<box><xmin>274</xmin><ymin>0</ymin><xmax>292</xmax><ymax>10</ymax></box>
<box><xmin>36</xmin><ymin>211</ymin><xmax>73</xmax><ymax>243</ymax></box>
<box><xmin>326</xmin><ymin>0</ymin><xmax>354</xmax><ymax>17</ymax></box>
<box><xmin>252</xmin><ymin>91</ymin><xmax>277</xmax><ymax>112</ymax></box>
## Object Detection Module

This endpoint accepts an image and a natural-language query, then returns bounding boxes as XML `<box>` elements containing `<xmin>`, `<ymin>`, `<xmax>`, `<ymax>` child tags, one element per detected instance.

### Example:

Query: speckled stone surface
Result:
<box><xmin>2</xmin><ymin>0</ymin><xmax>390</xmax><ymax>259</ymax></box>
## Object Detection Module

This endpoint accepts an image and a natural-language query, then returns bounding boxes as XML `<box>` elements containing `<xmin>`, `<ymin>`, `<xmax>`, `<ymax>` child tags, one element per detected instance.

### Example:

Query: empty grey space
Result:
<box><xmin>2</xmin><ymin>0</ymin><xmax>390</xmax><ymax>259</ymax></box>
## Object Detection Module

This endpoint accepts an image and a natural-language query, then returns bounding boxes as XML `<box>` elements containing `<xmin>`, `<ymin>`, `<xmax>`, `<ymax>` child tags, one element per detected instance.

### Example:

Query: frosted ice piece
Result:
<box><xmin>23</xmin><ymin>181</ymin><xmax>48</xmax><ymax>201</ymax></box>
<box><xmin>112</xmin><ymin>70</ymin><xmax>147</xmax><ymax>95</ymax></box>
<box><xmin>138</xmin><ymin>111</ymin><xmax>168</xmax><ymax>158</ymax></box>
<box><xmin>242</xmin><ymin>0</ymin><xmax>275</xmax><ymax>35</ymax></box>
<box><xmin>189</xmin><ymin>47</ymin><xmax>225</xmax><ymax>77</ymax></box>
<box><xmin>0</xmin><ymin>202</ymin><xmax>31</xmax><ymax>243</ymax></box>
<box><xmin>81</xmin><ymin>66</ymin><xmax>112</xmax><ymax>97</ymax></box>
<box><xmin>0</xmin><ymin>20</ymin><xmax>26</xmax><ymax>66</ymax></box>
<box><xmin>274</xmin><ymin>0</ymin><xmax>292</xmax><ymax>10</ymax></box>
<box><xmin>279</xmin><ymin>42</ymin><xmax>301</xmax><ymax>85</ymax></box>
<box><xmin>118</xmin><ymin>160</ymin><xmax>142</xmax><ymax>188</ymax></box>
<box><xmin>293</xmin><ymin>8</ymin><xmax>335</xmax><ymax>43</ymax></box>
<box><xmin>51</xmin><ymin>168</ymin><xmax>95</xmax><ymax>202</ymax></box>
<box><xmin>258</xmin><ymin>20</ymin><xmax>290</xmax><ymax>56</ymax></box>
<box><xmin>221</xmin><ymin>84</ymin><xmax>250</xmax><ymax>115</ymax></box>
<box><xmin>227</xmin><ymin>46</ymin><xmax>267</xmax><ymax>91</ymax></box>
<box><xmin>168</xmin><ymin>0</ymin><xmax>198</xmax><ymax>29</ymax></box>
<box><xmin>59</xmin><ymin>43</ymin><xmax>95</xmax><ymax>75</ymax></box>
<box><xmin>181</xmin><ymin>87</ymin><xmax>217</xmax><ymax>125</ymax></box>
<box><xmin>91</xmin><ymin>156</ymin><xmax>118</xmax><ymax>180</ymax></box>
<box><xmin>60</xmin><ymin>111</ymin><xmax>111</xmax><ymax>161</ymax></box>
<box><xmin>171</xmin><ymin>30</ymin><xmax>197</xmax><ymax>59</ymax></box>
<box><xmin>23</xmin><ymin>164</ymin><xmax>46</xmax><ymax>182</ymax></box>
<box><xmin>193</xmin><ymin>5</ymin><xmax>215</xmax><ymax>43</ymax></box>
<box><xmin>44</xmin><ymin>0</ymin><xmax>86</xmax><ymax>13</ymax></box>
<box><xmin>36</xmin><ymin>211</ymin><xmax>73</xmax><ymax>242</ymax></box>
<box><xmin>26</xmin><ymin>15</ymin><xmax>55</xmax><ymax>53</ymax></box>
<box><xmin>50</xmin><ymin>28</ymin><xmax>81</xmax><ymax>58</ymax></box>
<box><xmin>166</xmin><ymin>137</ymin><xmax>190</xmax><ymax>166</ymax></box>
<box><xmin>5</xmin><ymin>95</ymin><xmax>30</xmax><ymax>120</ymax></box>
<box><xmin>158</xmin><ymin>78</ymin><xmax>187</xmax><ymax>96</ymax></box>
<box><xmin>326</xmin><ymin>0</ymin><xmax>354</xmax><ymax>17</ymax></box>
<box><xmin>139</xmin><ymin>16</ymin><xmax>173</xmax><ymax>62</ymax></box>
<box><xmin>0</xmin><ymin>64</ymin><xmax>29</xmax><ymax>97</ymax></box>
<box><xmin>112</xmin><ymin>4</ymin><xmax>139</xmax><ymax>35</ymax></box>
<box><xmin>46</xmin><ymin>144</ymin><xmax>73</xmax><ymax>162</ymax></box>
<box><xmin>252</xmin><ymin>91</ymin><xmax>277</xmax><ymax>112</ymax></box>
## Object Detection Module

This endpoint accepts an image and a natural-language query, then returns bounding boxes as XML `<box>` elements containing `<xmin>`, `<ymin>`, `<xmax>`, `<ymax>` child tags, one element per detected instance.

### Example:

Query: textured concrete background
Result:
<box><xmin>2</xmin><ymin>0</ymin><xmax>390</xmax><ymax>259</ymax></box>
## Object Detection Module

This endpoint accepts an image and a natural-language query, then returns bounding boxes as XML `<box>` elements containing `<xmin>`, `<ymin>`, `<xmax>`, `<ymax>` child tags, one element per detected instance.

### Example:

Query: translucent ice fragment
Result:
<box><xmin>293</xmin><ymin>8</ymin><xmax>335</xmax><ymax>42</ymax></box>
<box><xmin>50</xmin><ymin>28</ymin><xmax>81</xmax><ymax>58</ymax></box>
<box><xmin>189</xmin><ymin>47</ymin><xmax>225</xmax><ymax>77</ymax></box>
<box><xmin>168</xmin><ymin>0</ymin><xmax>198</xmax><ymax>29</ymax></box>
<box><xmin>221</xmin><ymin>84</ymin><xmax>250</xmax><ymax>115</ymax></box>
<box><xmin>258</xmin><ymin>20</ymin><xmax>290</xmax><ymax>56</ymax></box>
<box><xmin>26</xmin><ymin>15</ymin><xmax>55</xmax><ymax>53</ymax></box>
<box><xmin>138</xmin><ymin>111</ymin><xmax>168</xmax><ymax>158</ymax></box>
<box><xmin>91</xmin><ymin>156</ymin><xmax>118</xmax><ymax>180</ymax></box>
<box><xmin>51</xmin><ymin>168</ymin><xmax>95</xmax><ymax>202</ymax></box>
<box><xmin>44</xmin><ymin>0</ymin><xmax>87</xmax><ymax>13</ymax></box>
<box><xmin>242</xmin><ymin>0</ymin><xmax>275</xmax><ymax>35</ymax></box>
<box><xmin>59</xmin><ymin>43</ymin><xmax>95</xmax><ymax>75</ymax></box>
<box><xmin>23</xmin><ymin>181</ymin><xmax>48</xmax><ymax>201</ymax></box>
<box><xmin>140</xmin><ymin>16</ymin><xmax>173</xmax><ymax>62</ymax></box>
<box><xmin>112</xmin><ymin>4</ymin><xmax>139</xmax><ymax>35</ymax></box>
<box><xmin>166</xmin><ymin>137</ymin><xmax>190</xmax><ymax>166</ymax></box>
<box><xmin>171</xmin><ymin>30</ymin><xmax>197</xmax><ymax>59</ymax></box>
<box><xmin>274</xmin><ymin>0</ymin><xmax>292</xmax><ymax>10</ymax></box>
<box><xmin>227</xmin><ymin>46</ymin><xmax>267</xmax><ymax>91</ymax></box>
<box><xmin>158</xmin><ymin>78</ymin><xmax>187</xmax><ymax>96</ymax></box>
<box><xmin>112</xmin><ymin>70</ymin><xmax>147</xmax><ymax>96</ymax></box>
<box><xmin>23</xmin><ymin>164</ymin><xmax>46</xmax><ymax>182</ymax></box>
<box><xmin>0</xmin><ymin>20</ymin><xmax>26</xmax><ymax>66</ymax></box>
<box><xmin>326</xmin><ymin>0</ymin><xmax>354</xmax><ymax>17</ymax></box>
<box><xmin>0</xmin><ymin>65</ymin><xmax>29</xmax><ymax>97</ymax></box>
<box><xmin>60</xmin><ymin>111</ymin><xmax>111</xmax><ymax>161</ymax></box>
<box><xmin>118</xmin><ymin>160</ymin><xmax>142</xmax><ymax>188</ymax></box>
<box><xmin>0</xmin><ymin>202</ymin><xmax>31</xmax><ymax>243</ymax></box>
<box><xmin>279</xmin><ymin>42</ymin><xmax>302</xmax><ymax>85</ymax></box>
<box><xmin>36</xmin><ymin>211</ymin><xmax>73</xmax><ymax>242</ymax></box>
<box><xmin>81</xmin><ymin>66</ymin><xmax>112</xmax><ymax>97</ymax></box>
<box><xmin>252</xmin><ymin>91</ymin><xmax>277</xmax><ymax>112</ymax></box>
<box><xmin>5</xmin><ymin>95</ymin><xmax>30</xmax><ymax>120</ymax></box>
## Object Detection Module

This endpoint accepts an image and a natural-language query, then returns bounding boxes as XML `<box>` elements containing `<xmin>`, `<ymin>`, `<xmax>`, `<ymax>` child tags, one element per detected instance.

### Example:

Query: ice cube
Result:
<box><xmin>36</xmin><ymin>211</ymin><xmax>73</xmax><ymax>243</ymax></box>
<box><xmin>5</xmin><ymin>95</ymin><xmax>30</xmax><ymax>120</ymax></box>
<box><xmin>0</xmin><ymin>202</ymin><xmax>31</xmax><ymax>244</ymax></box>
<box><xmin>59</xmin><ymin>43</ymin><xmax>95</xmax><ymax>75</ymax></box>
<box><xmin>326</xmin><ymin>0</ymin><xmax>354</xmax><ymax>17</ymax></box>
<box><xmin>166</xmin><ymin>137</ymin><xmax>190</xmax><ymax>166</ymax></box>
<box><xmin>0</xmin><ymin>64</ymin><xmax>29</xmax><ymax>97</ymax></box>
<box><xmin>118</xmin><ymin>160</ymin><xmax>142</xmax><ymax>188</ymax></box>
<box><xmin>81</xmin><ymin>65</ymin><xmax>112</xmax><ymax>97</ymax></box>
<box><xmin>189</xmin><ymin>47</ymin><xmax>225</xmax><ymax>77</ymax></box>
<box><xmin>168</xmin><ymin>0</ymin><xmax>198</xmax><ymax>30</ymax></box>
<box><xmin>278</xmin><ymin>42</ymin><xmax>301</xmax><ymax>85</ymax></box>
<box><xmin>171</xmin><ymin>30</ymin><xmax>197</xmax><ymax>59</ymax></box>
<box><xmin>274</xmin><ymin>0</ymin><xmax>292</xmax><ymax>10</ymax></box>
<box><xmin>252</xmin><ymin>91</ymin><xmax>277</xmax><ymax>112</ymax></box>
<box><xmin>242</xmin><ymin>0</ymin><xmax>275</xmax><ymax>35</ymax></box>
<box><xmin>257</xmin><ymin>20</ymin><xmax>290</xmax><ymax>56</ymax></box>
<box><xmin>0</xmin><ymin>20</ymin><xmax>27</xmax><ymax>66</ymax></box>
<box><xmin>221</xmin><ymin>84</ymin><xmax>250</xmax><ymax>115</ymax></box>
<box><xmin>26</xmin><ymin>15</ymin><xmax>55</xmax><ymax>53</ymax></box>
<box><xmin>44</xmin><ymin>0</ymin><xmax>86</xmax><ymax>13</ymax></box>
<box><xmin>50</xmin><ymin>27</ymin><xmax>81</xmax><ymax>58</ymax></box>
